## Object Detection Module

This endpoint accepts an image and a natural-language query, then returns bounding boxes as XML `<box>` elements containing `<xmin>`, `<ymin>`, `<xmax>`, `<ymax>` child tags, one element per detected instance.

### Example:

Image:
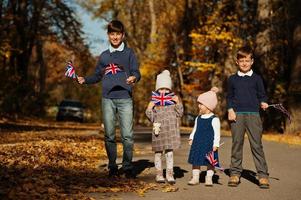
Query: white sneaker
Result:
<box><xmin>188</xmin><ymin>178</ymin><xmax>199</xmax><ymax>185</ymax></box>
<box><xmin>155</xmin><ymin>174</ymin><xmax>165</xmax><ymax>183</ymax></box>
<box><xmin>205</xmin><ymin>176</ymin><xmax>213</xmax><ymax>186</ymax></box>
<box><xmin>166</xmin><ymin>169</ymin><xmax>176</xmax><ymax>184</ymax></box>
<box><xmin>188</xmin><ymin>169</ymin><xmax>200</xmax><ymax>185</ymax></box>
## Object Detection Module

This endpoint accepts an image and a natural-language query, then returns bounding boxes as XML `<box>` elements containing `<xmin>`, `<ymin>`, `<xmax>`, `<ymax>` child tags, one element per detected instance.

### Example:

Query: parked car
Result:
<box><xmin>56</xmin><ymin>99</ymin><xmax>84</xmax><ymax>122</ymax></box>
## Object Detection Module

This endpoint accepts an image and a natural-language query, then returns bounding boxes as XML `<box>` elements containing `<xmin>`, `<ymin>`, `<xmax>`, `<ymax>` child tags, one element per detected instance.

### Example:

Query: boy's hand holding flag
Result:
<box><xmin>65</xmin><ymin>61</ymin><xmax>77</xmax><ymax>79</ymax></box>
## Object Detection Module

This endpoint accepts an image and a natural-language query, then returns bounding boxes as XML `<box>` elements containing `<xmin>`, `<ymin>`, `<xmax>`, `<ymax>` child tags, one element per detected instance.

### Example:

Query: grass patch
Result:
<box><xmin>221</xmin><ymin>130</ymin><xmax>301</xmax><ymax>145</ymax></box>
<box><xmin>263</xmin><ymin>132</ymin><xmax>301</xmax><ymax>145</ymax></box>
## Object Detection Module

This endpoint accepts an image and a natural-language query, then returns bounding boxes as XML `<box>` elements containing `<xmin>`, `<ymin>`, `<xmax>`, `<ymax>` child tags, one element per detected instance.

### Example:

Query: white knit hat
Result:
<box><xmin>155</xmin><ymin>70</ymin><xmax>172</xmax><ymax>91</ymax></box>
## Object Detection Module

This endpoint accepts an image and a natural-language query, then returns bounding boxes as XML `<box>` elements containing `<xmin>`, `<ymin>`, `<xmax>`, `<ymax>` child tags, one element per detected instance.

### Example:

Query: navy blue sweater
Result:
<box><xmin>85</xmin><ymin>46</ymin><xmax>141</xmax><ymax>99</ymax></box>
<box><xmin>227</xmin><ymin>72</ymin><xmax>267</xmax><ymax>112</ymax></box>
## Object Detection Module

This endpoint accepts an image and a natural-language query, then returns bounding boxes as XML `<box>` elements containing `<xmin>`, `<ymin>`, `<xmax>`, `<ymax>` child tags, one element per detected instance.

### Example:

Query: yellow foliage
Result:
<box><xmin>187</xmin><ymin>1</ymin><xmax>244</xmax><ymax>79</ymax></box>
<box><xmin>182</xmin><ymin>83</ymin><xmax>201</xmax><ymax>92</ymax></box>
<box><xmin>184</xmin><ymin>61</ymin><xmax>216</xmax><ymax>72</ymax></box>
<box><xmin>161</xmin><ymin>185</ymin><xmax>179</xmax><ymax>192</ymax></box>
<box><xmin>263</xmin><ymin>134</ymin><xmax>301</xmax><ymax>145</ymax></box>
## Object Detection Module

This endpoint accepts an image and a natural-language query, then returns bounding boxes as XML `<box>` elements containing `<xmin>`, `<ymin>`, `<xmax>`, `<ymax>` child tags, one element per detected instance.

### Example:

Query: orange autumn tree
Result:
<box><xmin>135</xmin><ymin>0</ymin><xmax>187</xmax><ymax>124</ymax></box>
<box><xmin>0</xmin><ymin>0</ymin><xmax>96</xmax><ymax>117</ymax></box>
<box><xmin>182</xmin><ymin>1</ymin><xmax>243</xmax><ymax>119</ymax></box>
<box><xmin>78</xmin><ymin>0</ymin><xmax>187</xmax><ymax>125</ymax></box>
<box><xmin>42</xmin><ymin>40</ymin><xmax>100</xmax><ymax>121</ymax></box>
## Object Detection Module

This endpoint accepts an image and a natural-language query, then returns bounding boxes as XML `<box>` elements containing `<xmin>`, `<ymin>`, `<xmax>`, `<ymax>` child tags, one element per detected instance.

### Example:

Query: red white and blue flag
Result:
<box><xmin>151</xmin><ymin>91</ymin><xmax>175</xmax><ymax>106</ymax></box>
<box><xmin>65</xmin><ymin>61</ymin><xmax>77</xmax><ymax>79</ymax></box>
<box><xmin>104</xmin><ymin>63</ymin><xmax>123</xmax><ymax>75</ymax></box>
<box><xmin>206</xmin><ymin>151</ymin><xmax>224</xmax><ymax>171</ymax></box>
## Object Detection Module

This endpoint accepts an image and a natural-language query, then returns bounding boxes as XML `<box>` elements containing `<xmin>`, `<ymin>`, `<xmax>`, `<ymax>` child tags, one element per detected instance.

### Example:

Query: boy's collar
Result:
<box><xmin>237</xmin><ymin>69</ymin><xmax>253</xmax><ymax>77</ymax></box>
<box><xmin>109</xmin><ymin>42</ymin><xmax>124</xmax><ymax>53</ymax></box>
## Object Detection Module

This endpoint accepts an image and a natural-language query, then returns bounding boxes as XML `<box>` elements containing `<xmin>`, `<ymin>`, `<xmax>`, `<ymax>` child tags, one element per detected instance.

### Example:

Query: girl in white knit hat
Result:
<box><xmin>145</xmin><ymin>70</ymin><xmax>184</xmax><ymax>184</ymax></box>
<box><xmin>187</xmin><ymin>87</ymin><xmax>221</xmax><ymax>186</ymax></box>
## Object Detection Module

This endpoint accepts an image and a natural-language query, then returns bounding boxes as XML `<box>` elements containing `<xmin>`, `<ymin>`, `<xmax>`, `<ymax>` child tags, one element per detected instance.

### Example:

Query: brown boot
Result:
<box><xmin>259</xmin><ymin>178</ymin><xmax>270</xmax><ymax>189</ymax></box>
<box><xmin>228</xmin><ymin>175</ymin><xmax>240</xmax><ymax>187</ymax></box>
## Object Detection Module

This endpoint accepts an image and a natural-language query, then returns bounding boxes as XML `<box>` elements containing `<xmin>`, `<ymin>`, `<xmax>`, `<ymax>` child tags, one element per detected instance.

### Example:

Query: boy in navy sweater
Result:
<box><xmin>78</xmin><ymin>20</ymin><xmax>141</xmax><ymax>178</ymax></box>
<box><xmin>227</xmin><ymin>46</ymin><xmax>269</xmax><ymax>189</ymax></box>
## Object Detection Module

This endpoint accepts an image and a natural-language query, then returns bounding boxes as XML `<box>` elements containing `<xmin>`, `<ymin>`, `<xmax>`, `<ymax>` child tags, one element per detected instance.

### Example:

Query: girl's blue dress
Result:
<box><xmin>188</xmin><ymin>115</ymin><xmax>219</xmax><ymax>166</ymax></box>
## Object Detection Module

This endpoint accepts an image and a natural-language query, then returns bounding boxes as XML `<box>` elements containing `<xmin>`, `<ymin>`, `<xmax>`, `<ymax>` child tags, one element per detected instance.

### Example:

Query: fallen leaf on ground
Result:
<box><xmin>161</xmin><ymin>185</ymin><xmax>179</xmax><ymax>192</ymax></box>
<box><xmin>0</xmin><ymin>125</ymin><xmax>158</xmax><ymax>199</ymax></box>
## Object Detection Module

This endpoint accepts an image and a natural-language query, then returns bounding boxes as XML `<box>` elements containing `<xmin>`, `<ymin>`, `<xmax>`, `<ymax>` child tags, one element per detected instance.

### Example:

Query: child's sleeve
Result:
<box><xmin>84</xmin><ymin>58</ymin><xmax>103</xmax><ymax>84</ymax></box>
<box><xmin>145</xmin><ymin>107</ymin><xmax>156</xmax><ymax>123</ymax></box>
<box><xmin>174</xmin><ymin>103</ymin><xmax>184</xmax><ymax>117</ymax></box>
<box><xmin>189</xmin><ymin>117</ymin><xmax>198</xmax><ymax>140</ymax></box>
<box><xmin>226</xmin><ymin>76</ymin><xmax>235</xmax><ymax>110</ymax></box>
<box><xmin>129</xmin><ymin>49</ymin><xmax>141</xmax><ymax>82</ymax></box>
<box><xmin>212</xmin><ymin>117</ymin><xmax>221</xmax><ymax>147</ymax></box>
<box><xmin>256</xmin><ymin>76</ymin><xmax>268</xmax><ymax>103</ymax></box>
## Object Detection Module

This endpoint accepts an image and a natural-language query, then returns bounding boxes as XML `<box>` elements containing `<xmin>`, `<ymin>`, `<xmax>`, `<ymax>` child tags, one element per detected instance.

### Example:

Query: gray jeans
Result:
<box><xmin>230</xmin><ymin>114</ymin><xmax>269</xmax><ymax>178</ymax></box>
<box><xmin>102</xmin><ymin>98</ymin><xmax>134</xmax><ymax>171</ymax></box>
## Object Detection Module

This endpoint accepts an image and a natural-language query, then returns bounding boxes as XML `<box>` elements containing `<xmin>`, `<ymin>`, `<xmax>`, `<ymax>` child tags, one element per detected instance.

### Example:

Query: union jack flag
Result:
<box><xmin>206</xmin><ymin>151</ymin><xmax>224</xmax><ymax>171</ymax></box>
<box><xmin>65</xmin><ymin>61</ymin><xmax>77</xmax><ymax>79</ymax></box>
<box><xmin>151</xmin><ymin>91</ymin><xmax>175</xmax><ymax>106</ymax></box>
<box><xmin>104</xmin><ymin>63</ymin><xmax>123</xmax><ymax>75</ymax></box>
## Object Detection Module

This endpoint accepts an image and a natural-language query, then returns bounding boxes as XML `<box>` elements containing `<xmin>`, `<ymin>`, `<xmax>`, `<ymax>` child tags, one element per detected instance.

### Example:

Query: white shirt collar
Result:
<box><xmin>237</xmin><ymin>69</ymin><xmax>253</xmax><ymax>77</ymax></box>
<box><xmin>200</xmin><ymin>113</ymin><xmax>214</xmax><ymax>118</ymax></box>
<box><xmin>109</xmin><ymin>42</ymin><xmax>124</xmax><ymax>53</ymax></box>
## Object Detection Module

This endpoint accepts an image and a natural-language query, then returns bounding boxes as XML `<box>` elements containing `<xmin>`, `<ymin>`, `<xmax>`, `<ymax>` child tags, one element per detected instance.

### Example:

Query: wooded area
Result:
<box><xmin>1</xmin><ymin>0</ymin><xmax>300</xmax><ymax>134</ymax></box>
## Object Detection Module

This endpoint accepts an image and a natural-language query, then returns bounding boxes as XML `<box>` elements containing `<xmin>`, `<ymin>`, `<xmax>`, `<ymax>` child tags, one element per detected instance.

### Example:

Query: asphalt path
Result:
<box><xmin>92</xmin><ymin>127</ymin><xmax>301</xmax><ymax>200</ymax></box>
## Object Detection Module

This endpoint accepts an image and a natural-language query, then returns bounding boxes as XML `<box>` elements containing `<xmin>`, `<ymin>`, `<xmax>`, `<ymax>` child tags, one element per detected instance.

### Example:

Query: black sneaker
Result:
<box><xmin>125</xmin><ymin>169</ymin><xmax>136</xmax><ymax>179</ymax></box>
<box><xmin>108</xmin><ymin>168</ymin><xmax>119</xmax><ymax>177</ymax></box>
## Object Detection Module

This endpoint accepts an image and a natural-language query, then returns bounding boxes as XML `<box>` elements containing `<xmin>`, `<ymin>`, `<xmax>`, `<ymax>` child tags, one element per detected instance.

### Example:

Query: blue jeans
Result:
<box><xmin>102</xmin><ymin>98</ymin><xmax>134</xmax><ymax>171</ymax></box>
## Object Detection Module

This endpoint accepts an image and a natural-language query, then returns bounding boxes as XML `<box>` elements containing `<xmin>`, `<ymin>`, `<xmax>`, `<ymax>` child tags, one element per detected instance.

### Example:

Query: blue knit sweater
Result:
<box><xmin>227</xmin><ymin>72</ymin><xmax>267</xmax><ymax>112</ymax></box>
<box><xmin>84</xmin><ymin>46</ymin><xmax>140</xmax><ymax>99</ymax></box>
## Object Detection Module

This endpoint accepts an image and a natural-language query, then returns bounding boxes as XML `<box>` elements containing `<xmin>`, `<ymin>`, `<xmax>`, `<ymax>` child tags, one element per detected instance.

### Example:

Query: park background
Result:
<box><xmin>1</xmin><ymin>0</ymin><xmax>301</xmax><ymax>133</ymax></box>
<box><xmin>1</xmin><ymin>1</ymin><xmax>301</xmax><ymax>199</ymax></box>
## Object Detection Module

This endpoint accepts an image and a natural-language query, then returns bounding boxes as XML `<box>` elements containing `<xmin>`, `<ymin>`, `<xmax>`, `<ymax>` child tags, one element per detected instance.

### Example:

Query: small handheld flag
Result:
<box><xmin>268</xmin><ymin>103</ymin><xmax>292</xmax><ymax>123</ymax></box>
<box><xmin>151</xmin><ymin>91</ymin><xmax>175</xmax><ymax>106</ymax></box>
<box><xmin>206</xmin><ymin>151</ymin><xmax>224</xmax><ymax>171</ymax></box>
<box><xmin>65</xmin><ymin>61</ymin><xmax>77</xmax><ymax>79</ymax></box>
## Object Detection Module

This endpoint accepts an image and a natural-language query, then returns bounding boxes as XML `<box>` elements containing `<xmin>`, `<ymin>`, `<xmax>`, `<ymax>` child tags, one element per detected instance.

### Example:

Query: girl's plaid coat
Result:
<box><xmin>146</xmin><ymin>104</ymin><xmax>183</xmax><ymax>152</ymax></box>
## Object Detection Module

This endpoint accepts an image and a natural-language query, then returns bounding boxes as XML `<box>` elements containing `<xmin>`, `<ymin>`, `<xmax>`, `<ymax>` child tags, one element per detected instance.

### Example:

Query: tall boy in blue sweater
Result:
<box><xmin>78</xmin><ymin>20</ymin><xmax>141</xmax><ymax>178</ymax></box>
<box><xmin>227</xmin><ymin>46</ymin><xmax>269</xmax><ymax>189</ymax></box>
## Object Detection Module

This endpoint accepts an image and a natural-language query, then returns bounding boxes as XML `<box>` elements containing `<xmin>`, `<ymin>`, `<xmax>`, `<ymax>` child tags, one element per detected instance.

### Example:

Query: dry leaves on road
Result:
<box><xmin>0</xmin><ymin>128</ymin><xmax>157</xmax><ymax>199</ymax></box>
<box><xmin>161</xmin><ymin>185</ymin><xmax>179</xmax><ymax>193</ymax></box>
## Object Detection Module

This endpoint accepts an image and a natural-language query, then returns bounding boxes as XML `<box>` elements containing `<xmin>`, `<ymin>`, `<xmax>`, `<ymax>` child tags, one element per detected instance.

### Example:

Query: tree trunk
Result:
<box><xmin>148</xmin><ymin>0</ymin><xmax>157</xmax><ymax>43</ymax></box>
<box><xmin>255</xmin><ymin>0</ymin><xmax>272</xmax><ymax>60</ymax></box>
<box><xmin>212</xmin><ymin>52</ymin><xmax>236</xmax><ymax>129</ymax></box>
<box><xmin>172</xmin><ymin>33</ymin><xmax>184</xmax><ymax>95</ymax></box>
<box><xmin>38</xmin><ymin>42</ymin><xmax>46</xmax><ymax>94</ymax></box>
<box><xmin>287</xmin><ymin>0</ymin><xmax>301</xmax><ymax>134</ymax></box>
<box><xmin>255</xmin><ymin>0</ymin><xmax>287</xmax><ymax>132</ymax></box>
